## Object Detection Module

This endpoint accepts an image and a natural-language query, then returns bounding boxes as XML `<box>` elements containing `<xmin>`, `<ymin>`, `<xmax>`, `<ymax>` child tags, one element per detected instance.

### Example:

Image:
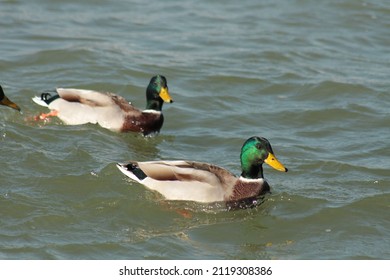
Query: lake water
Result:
<box><xmin>0</xmin><ymin>0</ymin><xmax>389</xmax><ymax>260</ymax></box>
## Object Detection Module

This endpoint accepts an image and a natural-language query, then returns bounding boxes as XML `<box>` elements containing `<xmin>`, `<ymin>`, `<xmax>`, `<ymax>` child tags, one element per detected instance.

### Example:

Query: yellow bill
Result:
<box><xmin>264</xmin><ymin>152</ymin><xmax>288</xmax><ymax>172</ymax></box>
<box><xmin>159</xmin><ymin>87</ymin><xmax>173</xmax><ymax>103</ymax></box>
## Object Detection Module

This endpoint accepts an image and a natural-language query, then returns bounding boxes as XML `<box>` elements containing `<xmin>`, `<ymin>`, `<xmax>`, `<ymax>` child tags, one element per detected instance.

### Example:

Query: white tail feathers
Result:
<box><xmin>32</xmin><ymin>96</ymin><xmax>49</xmax><ymax>107</ymax></box>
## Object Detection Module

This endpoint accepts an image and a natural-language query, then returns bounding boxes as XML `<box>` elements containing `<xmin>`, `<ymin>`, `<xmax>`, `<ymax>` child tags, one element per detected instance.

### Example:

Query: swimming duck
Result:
<box><xmin>117</xmin><ymin>136</ymin><xmax>288</xmax><ymax>209</ymax></box>
<box><xmin>32</xmin><ymin>75</ymin><xmax>173</xmax><ymax>135</ymax></box>
<box><xmin>0</xmin><ymin>85</ymin><xmax>21</xmax><ymax>111</ymax></box>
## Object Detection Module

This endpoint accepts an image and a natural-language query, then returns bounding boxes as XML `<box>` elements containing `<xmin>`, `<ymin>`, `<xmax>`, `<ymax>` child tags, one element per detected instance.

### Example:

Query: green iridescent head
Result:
<box><xmin>0</xmin><ymin>85</ymin><xmax>21</xmax><ymax>111</ymax></box>
<box><xmin>145</xmin><ymin>75</ymin><xmax>173</xmax><ymax>111</ymax></box>
<box><xmin>240</xmin><ymin>136</ymin><xmax>288</xmax><ymax>179</ymax></box>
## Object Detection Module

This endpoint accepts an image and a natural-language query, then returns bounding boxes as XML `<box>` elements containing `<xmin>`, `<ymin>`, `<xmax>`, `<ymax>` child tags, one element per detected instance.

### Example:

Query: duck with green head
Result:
<box><xmin>117</xmin><ymin>136</ymin><xmax>288</xmax><ymax>209</ymax></box>
<box><xmin>0</xmin><ymin>85</ymin><xmax>21</xmax><ymax>112</ymax></box>
<box><xmin>32</xmin><ymin>75</ymin><xmax>173</xmax><ymax>136</ymax></box>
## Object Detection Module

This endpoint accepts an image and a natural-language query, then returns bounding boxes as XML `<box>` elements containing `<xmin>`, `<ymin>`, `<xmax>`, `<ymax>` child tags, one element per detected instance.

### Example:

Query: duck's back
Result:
<box><xmin>48</xmin><ymin>89</ymin><xmax>132</xmax><ymax>130</ymax></box>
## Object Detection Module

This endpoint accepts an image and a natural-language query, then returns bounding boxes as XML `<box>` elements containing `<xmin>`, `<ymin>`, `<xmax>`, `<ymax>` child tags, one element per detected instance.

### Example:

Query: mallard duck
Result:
<box><xmin>0</xmin><ymin>85</ymin><xmax>21</xmax><ymax>111</ymax></box>
<box><xmin>117</xmin><ymin>136</ymin><xmax>288</xmax><ymax>209</ymax></box>
<box><xmin>32</xmin><ymin>75</ymin><xmax>173</xmax><ymax>135</ymax></box>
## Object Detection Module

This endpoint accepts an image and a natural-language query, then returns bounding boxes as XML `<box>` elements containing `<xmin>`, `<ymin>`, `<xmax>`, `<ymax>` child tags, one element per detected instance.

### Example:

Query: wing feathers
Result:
<box><xmin>56</xmin><ymin>88</ymin><xmax>116</xmax><ymax>106</ymax></box>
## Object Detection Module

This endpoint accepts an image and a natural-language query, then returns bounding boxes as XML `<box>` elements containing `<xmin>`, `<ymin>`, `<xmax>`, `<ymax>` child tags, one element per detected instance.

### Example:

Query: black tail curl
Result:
<box><xmin>40</xmin><ymin>92</ymin><xmax>60</xmax><ymax>105</ymax></box>
<box><xmin>126</xmin><ymin>163</ymin><xmax>148</xmax><ymax>180</ymax></box>
<box><xmin>118</xmin><ymin>162</ymin><xmax>148</xmax><ymax>180</ymax></box>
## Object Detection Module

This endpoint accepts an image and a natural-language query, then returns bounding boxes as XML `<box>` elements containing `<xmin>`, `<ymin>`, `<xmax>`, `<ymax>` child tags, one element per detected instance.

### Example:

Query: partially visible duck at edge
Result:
<box><xmin>32</xmin><ymin>75</ymin><xmax>173</xmax><ymax>136</ymax></box>
<box><xmin>0</xmin><ymin>85</ymin><xmax>21</xmax><ymax>112</ymax></box>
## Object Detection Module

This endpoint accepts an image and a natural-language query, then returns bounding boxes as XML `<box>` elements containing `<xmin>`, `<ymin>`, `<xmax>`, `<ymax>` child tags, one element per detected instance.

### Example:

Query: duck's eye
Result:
<box><xmin>256</xmin><ymin>143</ymin><xmax>262</xmax><ymax>149</ymax></box>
